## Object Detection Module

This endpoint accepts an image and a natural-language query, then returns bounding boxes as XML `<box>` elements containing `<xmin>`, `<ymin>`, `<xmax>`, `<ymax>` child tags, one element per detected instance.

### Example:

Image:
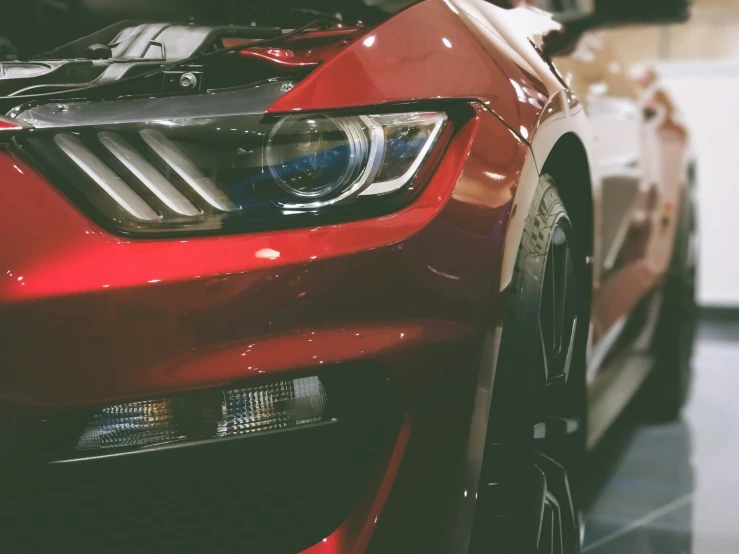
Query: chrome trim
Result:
<box><xmin>54</xmin><ymin>134</ymin><xmax>158</xmax><ymax>221</ymax></box>
<box><xmin>360</xmin><ymin>112</ymin><xmax>447</xmax><ymax>196</ymax></box>
<box><xmin>268</xmin><ymin>115</ymin><xmax>370</xmax><ymax>200</ymax></box>
<box><xmin>274</xmin><ymin>115</ymin><xmax>386</xmax><ymax>209</ymax></box>
<box><xmin>14</xmin><ymin>80</ymin><xmax>294</xmax><ymax>129</ymax></box>
<box><xmin>140</xmin><ymin>129</ymin><xmax>239</xmax><ymax>212</ymax></box>
<box><xmin>98</xmin><ymin>132</ymin><xmax>200</xmax><ymax>216</ymax></box>
<box><xmin>586</xmin><ymin>315</ymin><xmax>627</xmax><ymax>382</ymax></box>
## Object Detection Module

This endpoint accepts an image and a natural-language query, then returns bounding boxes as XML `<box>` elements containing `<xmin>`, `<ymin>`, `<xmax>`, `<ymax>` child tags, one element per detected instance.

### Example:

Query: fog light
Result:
<box><xmin>76</xmin><ymin>376</ymin><xmax>329</xmax><ymax>453</ymax></box>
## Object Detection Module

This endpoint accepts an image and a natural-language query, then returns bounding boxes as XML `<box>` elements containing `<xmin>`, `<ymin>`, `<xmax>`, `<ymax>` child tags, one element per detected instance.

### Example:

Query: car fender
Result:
<box><xmin>500</xmin><ymin>91</ymin><xmax>597</xmax><ymax>292</ymax></box>
<box><xmin>269</xmin><ymin>0</ymin><xmax>598</xmax><ymax>287</ymax></box>
<box><xmin>268</xmin><ymin>0</ymin><xmax>537</xmax><ymax>131</ymax></box>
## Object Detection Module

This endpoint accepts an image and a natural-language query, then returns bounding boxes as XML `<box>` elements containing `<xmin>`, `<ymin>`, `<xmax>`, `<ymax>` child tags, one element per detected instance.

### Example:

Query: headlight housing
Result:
<box><xmin>9</xmin><ymin>80</ymin><xmax>449</xmax><ymax>236</ymax></box>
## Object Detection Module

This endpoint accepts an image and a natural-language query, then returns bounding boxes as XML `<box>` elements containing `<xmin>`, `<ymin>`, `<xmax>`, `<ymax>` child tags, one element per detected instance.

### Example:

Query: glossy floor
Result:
<box><xmin>583</xmin><ymin>317</ymin><xmax>739</xmax><ymax>553</ymax></box>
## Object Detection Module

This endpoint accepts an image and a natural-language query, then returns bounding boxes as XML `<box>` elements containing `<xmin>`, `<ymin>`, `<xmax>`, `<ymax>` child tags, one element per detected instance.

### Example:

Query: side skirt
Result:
<box><xmin>587</xmin><ymin>353</ymin><xmax>654</xmax><ymax>448</ymax></box>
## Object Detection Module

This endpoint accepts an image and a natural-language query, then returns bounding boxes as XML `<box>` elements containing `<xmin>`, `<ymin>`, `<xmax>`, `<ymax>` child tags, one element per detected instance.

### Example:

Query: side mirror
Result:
<box><xmin>542</xmin><ymin>0</ymin><xmax>692</xmax><ymax>56</ymax></box>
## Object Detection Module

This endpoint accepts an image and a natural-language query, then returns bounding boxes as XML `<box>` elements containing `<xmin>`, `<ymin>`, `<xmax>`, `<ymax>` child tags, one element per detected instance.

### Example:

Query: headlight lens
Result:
<box><xmin>10</xmin><ymin>81</ymin><xmax>448</xmax><ymax>236</ymax></box>
<box><xmin>266</xmin><ymin>114</ymin><xmax>371</xmax><ymax>199</ymax></box>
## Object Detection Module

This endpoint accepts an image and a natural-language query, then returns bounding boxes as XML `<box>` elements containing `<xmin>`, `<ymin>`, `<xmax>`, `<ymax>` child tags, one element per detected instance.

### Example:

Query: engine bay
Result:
<box><xmin>0</xmin><ymin>20</ymin><xmax>366</xmax><ymax>112</ymax></box>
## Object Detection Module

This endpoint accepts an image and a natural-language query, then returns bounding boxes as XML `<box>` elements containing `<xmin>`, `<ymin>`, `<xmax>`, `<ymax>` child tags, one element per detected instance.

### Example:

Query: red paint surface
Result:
<box><xmin>268</xmin><ymin>0</ymin><xmax>556</xmax><ymax>139</ymax></box>
<box><xmin>302</xmin><ymin>415</ymin><xmax>412</xmax><ymax>554</ymax></box>
<box><xmin>0</xmin><ymin>119</ymin><xmax>22</xmax><ymax>131</ymax></box>
<box><xmin>0</xmin><ymin>116</ymin><xmax>473</xmax><ymax>304</ymax></box>
<box><xmin>0</xmin><ymin>2</ymin><xmax>559</xmax><ymax>551</ymax></box>
<box><xmin>225</xmin><ymin>27</ymin><xmax>369</xmax><ymax>72</ymax></box>
<box><xmin>0</xmin><ymin>108</ymin><xmax>523</xmax><ymax>554</ymax></box>
<box><xmin>272</xmin><ymin>0</ymin><xmax>514</xmax><ymax>113</ymax></box>
<box><xmin>0</xmin><ymin>107</ymin><xmax>521</xmax><ymax>551</ymax></box>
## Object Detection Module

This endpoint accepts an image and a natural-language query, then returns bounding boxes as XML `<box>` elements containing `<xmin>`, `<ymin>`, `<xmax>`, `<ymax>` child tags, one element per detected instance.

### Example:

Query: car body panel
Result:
<box><xmin>0</xmin><ymin>109</ymin><xmax>521</xmax><ymax>408</ymax></box>
<box><xmin>0</xmin><ymin>104</ymin><xmax>524</xmax><ymax>553</ymax></box>
<box><xmin>268</xmin><ymin>0</ymin><xmax>553</xmax><ymax>138</ymax></box>
<box><xmin>0</xmin><ymin>1</ymin><xmax>690</xmax><ymax>552</ymax></box>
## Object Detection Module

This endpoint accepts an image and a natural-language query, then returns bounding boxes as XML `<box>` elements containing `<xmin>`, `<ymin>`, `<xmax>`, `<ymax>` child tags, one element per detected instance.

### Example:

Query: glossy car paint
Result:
<box><xmin>232</xmin><ymin>28</ymin><xmax>370</xmax><ymax>71</ymax></box>
<box><xmin>0</xmin><ymin>107</ymin><xmax>520</xmax><ymax>553</ymax></box>
<box><xmin>0</xmin><ymin>0</ymin><xmax>689</xmax><ymax>552</ymax></box>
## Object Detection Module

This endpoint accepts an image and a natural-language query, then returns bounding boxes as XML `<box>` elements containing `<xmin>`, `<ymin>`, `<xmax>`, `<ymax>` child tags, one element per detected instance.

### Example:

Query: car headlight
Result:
<box><xmin>8</xmin><ymin>80</ymin><xmax>448</xmax><ymax>236</ymax></box>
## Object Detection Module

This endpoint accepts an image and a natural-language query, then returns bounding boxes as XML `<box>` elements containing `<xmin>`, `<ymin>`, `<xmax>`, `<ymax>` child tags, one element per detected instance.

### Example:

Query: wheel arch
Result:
<box><xmin>541</xmin><ymin>132</ymin><xmax>595</xmax><ymax>265</ymax></box>
<box><xmin>539</xmin><ymin>132</ymin><xmax>595</xmax><ymax>355</ymax></box>
<box><xmin>500</xmin><ymin>125</ymin><xmax>596</xmax><ymax>300</ymax></box>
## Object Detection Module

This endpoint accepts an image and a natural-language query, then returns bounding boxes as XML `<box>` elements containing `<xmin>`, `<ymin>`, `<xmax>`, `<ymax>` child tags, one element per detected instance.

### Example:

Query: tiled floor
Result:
<box><xmin>583</xmin><ymin>318</ymin><xmax>739</xmax><ymax>553</ymax></box>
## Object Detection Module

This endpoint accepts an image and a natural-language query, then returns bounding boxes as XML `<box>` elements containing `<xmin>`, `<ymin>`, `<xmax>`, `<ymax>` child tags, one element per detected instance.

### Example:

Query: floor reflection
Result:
<box><xmin>582</xmin><ymin>319</ymin><xmax>739</xmax><ymax>554</ymax></box>
<box><xmin>584</xmin><ymin>420</ymin><xmax>693</xmax><ymax>553</ymax></box>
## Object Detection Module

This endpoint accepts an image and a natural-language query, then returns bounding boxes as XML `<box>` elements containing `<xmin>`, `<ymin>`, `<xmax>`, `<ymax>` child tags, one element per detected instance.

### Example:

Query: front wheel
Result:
<box><xmin>470</xmin><ymin>175</ymin><xmax>588</xmax><ymax>554</ymax></box>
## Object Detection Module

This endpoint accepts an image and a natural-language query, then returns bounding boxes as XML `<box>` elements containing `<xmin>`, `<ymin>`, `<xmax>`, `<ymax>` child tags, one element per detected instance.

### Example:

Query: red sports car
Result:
<box><xmin>0</xmin><ymin>1</ymin><xmax>696</xmax><ymax>552</ymax></box>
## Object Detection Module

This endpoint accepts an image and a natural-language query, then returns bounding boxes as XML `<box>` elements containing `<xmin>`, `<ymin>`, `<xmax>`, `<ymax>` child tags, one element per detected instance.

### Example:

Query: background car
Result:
<box><xmin>0</xmin><ymin>1</ymin><xmax>695</xmax><ymax>553</ymax></box>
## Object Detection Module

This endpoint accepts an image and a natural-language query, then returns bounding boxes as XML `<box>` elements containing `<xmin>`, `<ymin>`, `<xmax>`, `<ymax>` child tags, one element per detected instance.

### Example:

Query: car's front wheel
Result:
<box><xmin>470</xmin><ymin>175</ymin><xmax>588</xmax><ymax>554</ymax></box>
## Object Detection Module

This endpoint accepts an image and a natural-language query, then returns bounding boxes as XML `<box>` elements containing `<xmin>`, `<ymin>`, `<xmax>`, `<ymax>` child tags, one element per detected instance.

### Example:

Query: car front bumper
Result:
<box><xmin>0</xmin><ymin>105</ymin><xmax>527</xmax><ymax>552</ymax></box>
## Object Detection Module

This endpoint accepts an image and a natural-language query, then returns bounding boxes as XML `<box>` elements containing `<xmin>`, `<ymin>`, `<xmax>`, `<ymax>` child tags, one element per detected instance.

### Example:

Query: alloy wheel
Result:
<box><xmin>532</xmin><ymin>222</ymin><xmax>583</xmax><ymax>554</ymax></box>
<box><xmin>470</xmin><ymin>178</ymin><xmax>585</xmax><ymax>554</ymax></box>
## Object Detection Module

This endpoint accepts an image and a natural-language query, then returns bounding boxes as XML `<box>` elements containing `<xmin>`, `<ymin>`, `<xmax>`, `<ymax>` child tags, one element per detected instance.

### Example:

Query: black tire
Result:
<box><xmin>639</xmin><ymin>184</ymin><xmax>698</xmax><ymax>422</ymax></box>
<box><xmin>470</xmin><ymin>175</ymin><xmax>588</xmax><ymax>554</ymax></box>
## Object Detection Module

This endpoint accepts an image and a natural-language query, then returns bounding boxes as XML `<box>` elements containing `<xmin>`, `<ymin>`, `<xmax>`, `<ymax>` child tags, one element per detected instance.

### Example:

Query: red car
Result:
<box><xmin>0</xmin><ymin>1</ymin><xmax>696</xmax><ymax>553</ymax></box>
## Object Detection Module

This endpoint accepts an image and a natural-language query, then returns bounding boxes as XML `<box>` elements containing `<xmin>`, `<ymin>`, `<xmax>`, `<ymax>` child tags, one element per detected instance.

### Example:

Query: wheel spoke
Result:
<box><xmin>537</xmin><ymin>500</ymin><xmax>554</xmax><ymax>554</ymax></box>
<box><xmin>539</xmin><ymin>321</ymin><xmax>550</xmax><ymax>385</ymax></box>
<box><xmin>547</xmin><ymin>492</ymin><xmax>565</xmax><ymax>554</ymax></box>
<box><xmin>553</xmin><ymin>253</ymin><xmax>564</xmax><ymax>355</ymax></box>
<box><xmin>551</xmin><ymin>227</ymin><xmax>569</xmax><ymax>355</ymax></box>
<box><xmin>532</xmin><ymin>220</ymin><xmax>583</xmax><ymax>553</ymax></box>
<box><xmin>533</xmin><ymin>465</ymin><xmax>547</xmax><ymax>545</ymax></box>
<box><xmin>541</xmin><ymin>226</ymin><xmax>580</xmax><ymax>386</ymax></box>
<box><xmin>540</xmin><ymin>260</ymin><xmax>554</xmax><ymax>365</ymax></box>
<box><xmin>534</xmin><ymin>451</ymin><xmax>578</xmax><ymax>553</ymax></box>
<box><xmin>550</xmin><ymin>242</ymin><xmax>558</xmax><ymax>352</ymax></box>
<box><xmin>562</xmin><ymin>317</ymin><xmax>577</xmax><ymax>382</ymax></box>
